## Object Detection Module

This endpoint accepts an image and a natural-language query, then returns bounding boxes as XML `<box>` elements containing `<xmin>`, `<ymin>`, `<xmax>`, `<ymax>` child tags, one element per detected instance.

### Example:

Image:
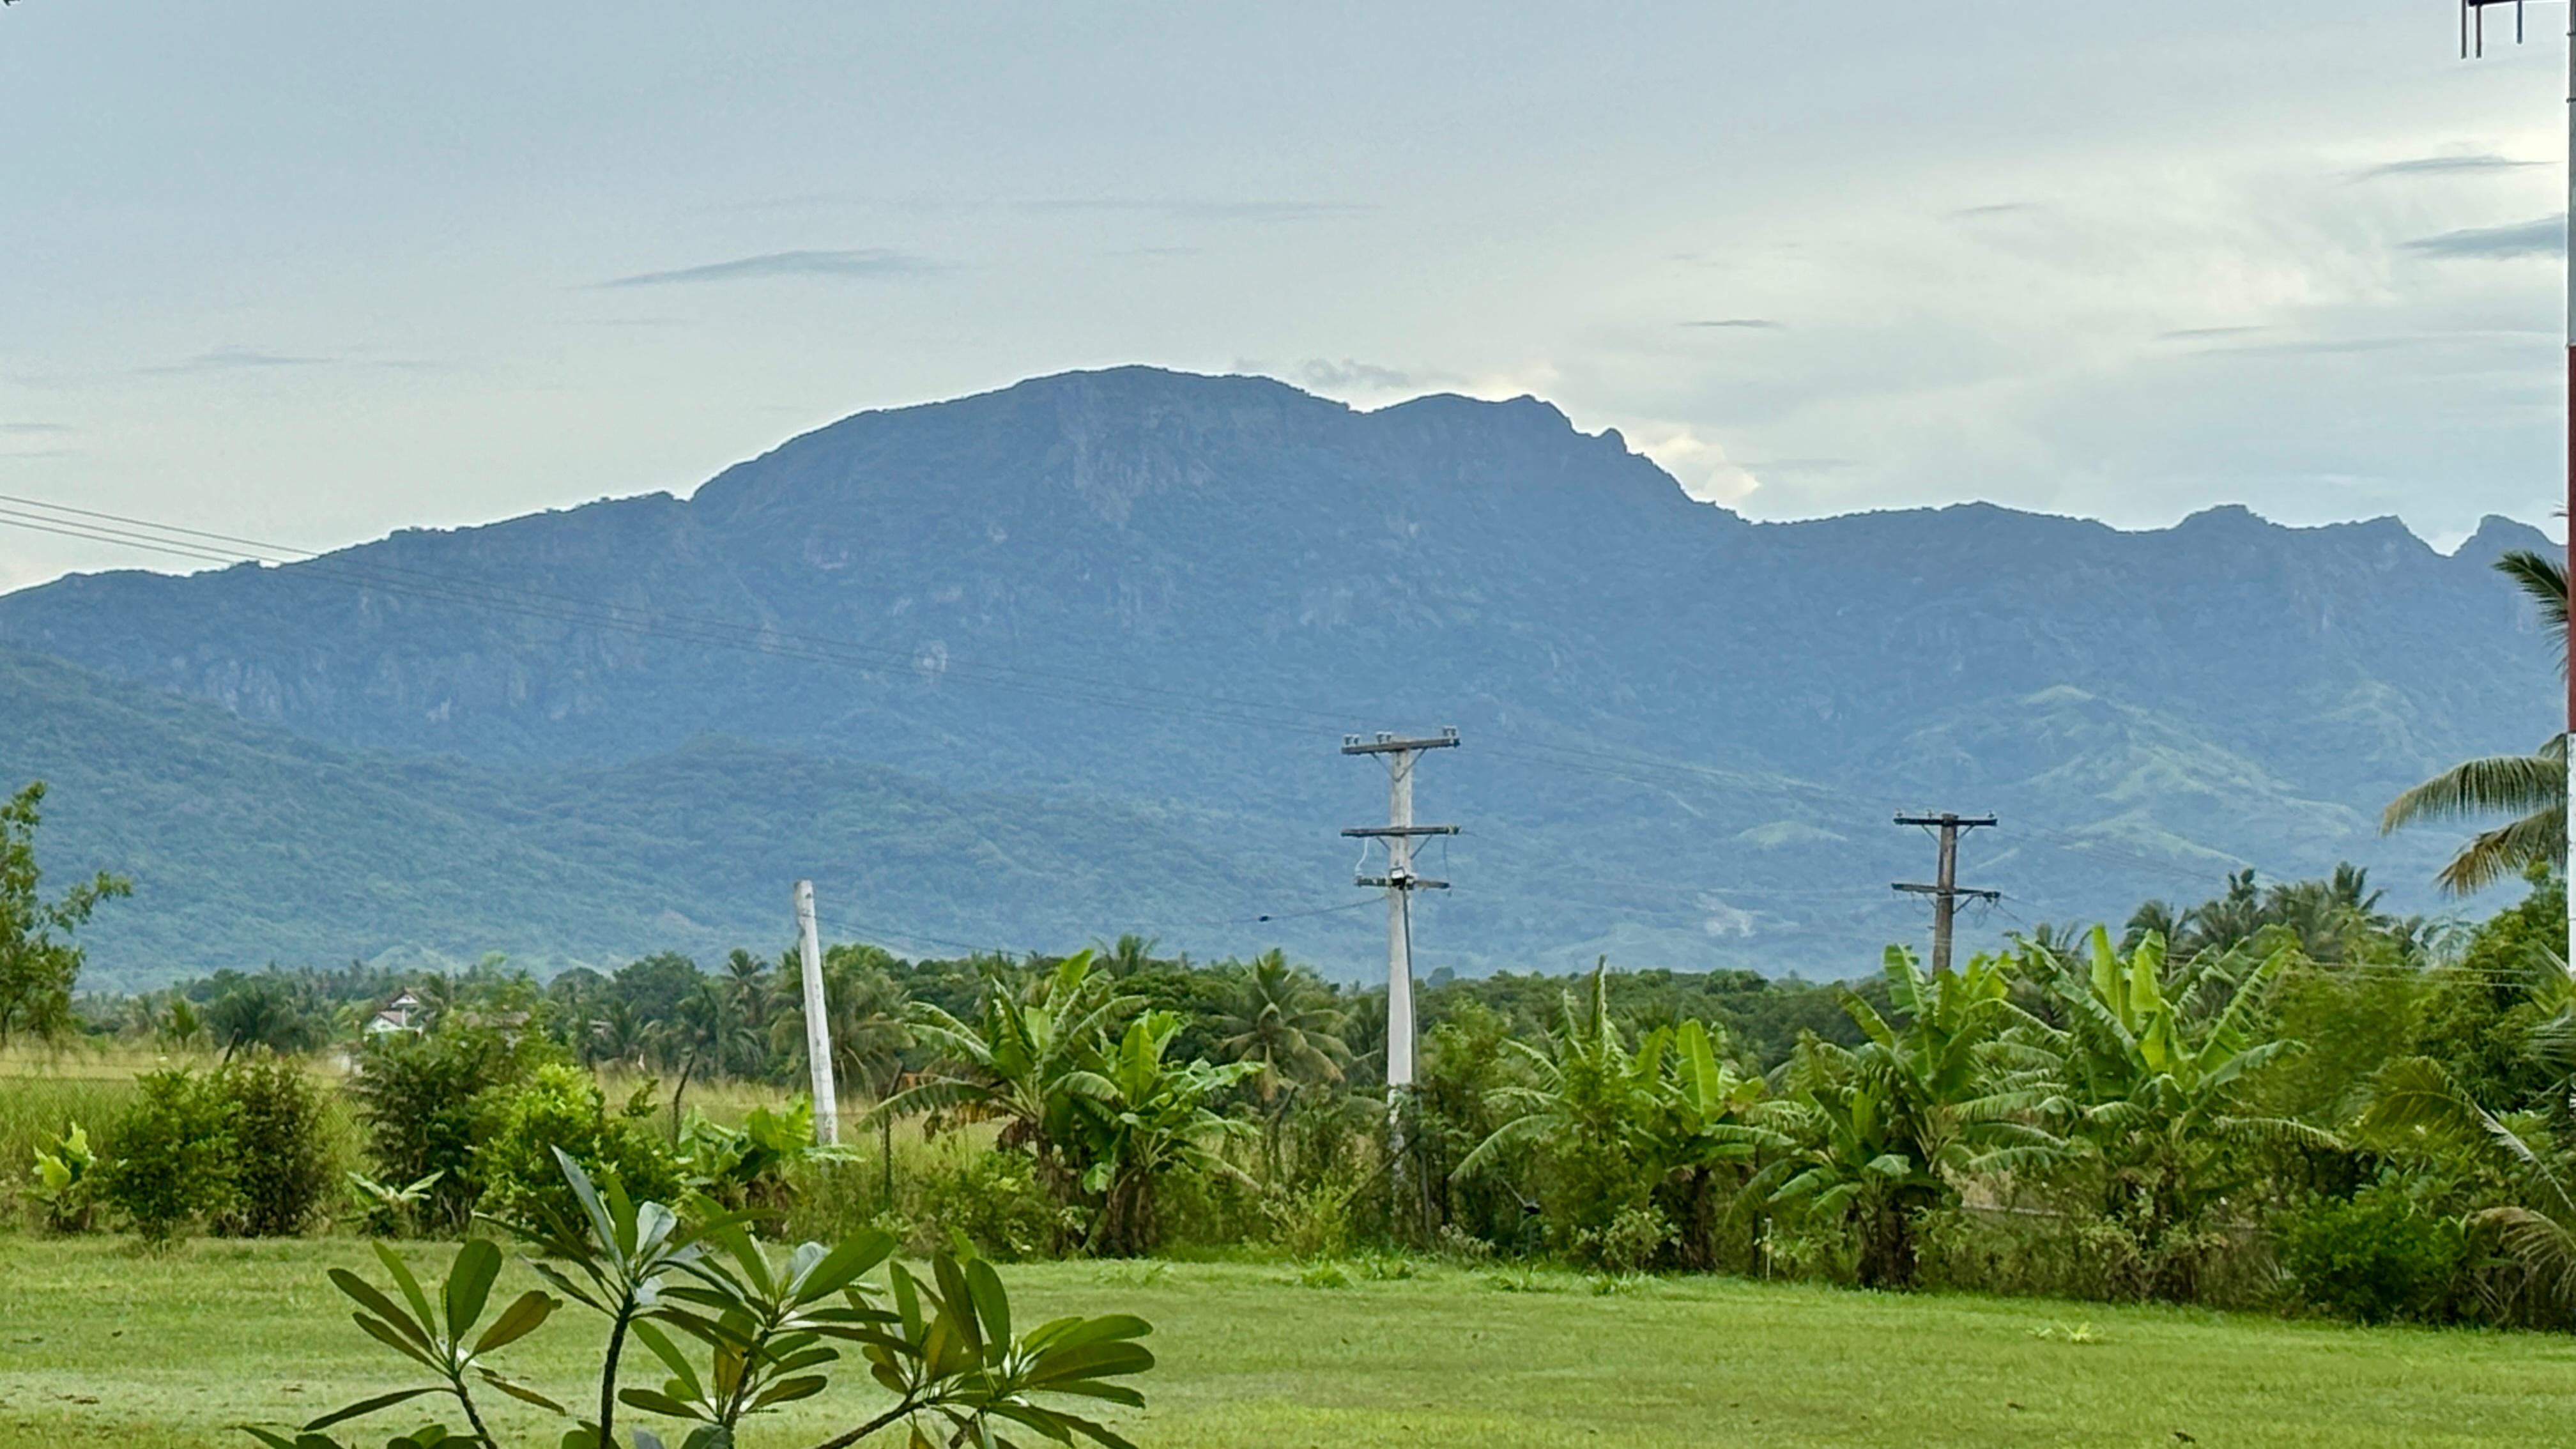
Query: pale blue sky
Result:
<box><xmin>1</xmin><ymin>1</ymin><xmax>2567</xmax><ymax>590</ymax></box>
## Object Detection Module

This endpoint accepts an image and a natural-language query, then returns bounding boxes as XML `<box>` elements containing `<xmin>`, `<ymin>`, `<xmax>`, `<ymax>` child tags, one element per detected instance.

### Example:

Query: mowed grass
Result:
<box><xmin>3</xmin><ymin>1239</ymin><xmax>2573</xmax><ymax>1448</ymax></box>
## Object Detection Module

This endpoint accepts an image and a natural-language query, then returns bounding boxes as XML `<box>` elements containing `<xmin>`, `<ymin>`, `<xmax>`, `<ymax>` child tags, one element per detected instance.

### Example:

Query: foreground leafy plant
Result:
<box><xmin>30</xmin><ymin>1120</ymin><xmax>96</xmax><ymax>1232</ymax></box>
<box><xmin>238</xmin><ymin>1147</ymin><xmax>1155</xmax><ymax>1449</ymax></box>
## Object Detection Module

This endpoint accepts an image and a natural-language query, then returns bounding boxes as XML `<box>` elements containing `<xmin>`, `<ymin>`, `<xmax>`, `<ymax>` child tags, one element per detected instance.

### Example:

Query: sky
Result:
<box><xmin>1</xmin><ymin>1</ymin><xmax>2570</xmax><ymax>593</ymax></box>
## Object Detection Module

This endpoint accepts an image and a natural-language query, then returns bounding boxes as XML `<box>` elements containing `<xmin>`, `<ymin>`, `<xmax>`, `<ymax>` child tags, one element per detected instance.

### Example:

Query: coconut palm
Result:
<box><xmin>819</xmin><ymin>960</ymin><xmax>912</xmax><ymax>1206</ymax></box>
<box><xmin>2384</xmin><ymin>548</ymin><xmax>2567</xmax><ymax>894</ymax></box>
<box><xmin>1211</xmin><ymin>950</ymin><xmax>1350</xmax><ymax>1107</ymax></box>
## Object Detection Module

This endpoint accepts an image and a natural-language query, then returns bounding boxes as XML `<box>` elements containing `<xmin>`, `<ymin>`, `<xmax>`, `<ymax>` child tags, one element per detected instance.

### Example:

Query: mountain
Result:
<box><xmin>0</xmin><ymin>367</ymin><xmax>2555</xmax><ymax>986</ymax></box>
<box><xmin>0</xmin><ymin>646</ymin><xmax>1308</xmax><ymax>990</ymax></box>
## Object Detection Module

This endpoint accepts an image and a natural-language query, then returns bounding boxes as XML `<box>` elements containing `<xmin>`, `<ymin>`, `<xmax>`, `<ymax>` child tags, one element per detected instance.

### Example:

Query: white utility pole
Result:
<box><xmin>2460</xmin><ymin>0</ymin><xmax>2576</xmax><ymax>975</ymax></box>
<box><xmin>1343</xmin><ymin>728</ymin><xmax>1459</xmax><ymax>1229</ymax></box>
<box><xmin>794</xmin><ymin>880</ymin><xmax>840</xmax><ymax>1146</ymax></box>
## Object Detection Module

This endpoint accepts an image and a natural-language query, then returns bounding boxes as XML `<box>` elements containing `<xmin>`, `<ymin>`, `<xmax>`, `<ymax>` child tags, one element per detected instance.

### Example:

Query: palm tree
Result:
<box><xmin>823</xmin><ymin>960</ymin><xmax>912</xmax><ymax>1206</ymax></box>
<box><xmin>719</xmin><ymin>948</ymin><xmax>776</xmax><ymax>1075</ymax></box>
<box><xmin>2385</xmin><ymin>548</ymin><xmax>2567</xmax><ymax>894</ymax></box>
<box><xmin>1212</xmin><ymin>951</ymin><xmax>1351</xmax><ymax>1107</ymax></box>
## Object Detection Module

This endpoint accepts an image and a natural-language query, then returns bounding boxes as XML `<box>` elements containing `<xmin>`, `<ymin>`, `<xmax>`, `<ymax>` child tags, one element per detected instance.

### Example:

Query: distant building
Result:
<box><xmin>366</xmin><ymin>989</ymin><xmax>424</xmax><ymax>1036</ymax></box>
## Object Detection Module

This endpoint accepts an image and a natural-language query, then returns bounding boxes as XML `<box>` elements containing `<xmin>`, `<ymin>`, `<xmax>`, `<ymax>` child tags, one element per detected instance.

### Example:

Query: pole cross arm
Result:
<box><xmin>1358</xmin><ymin>876</ymin><xmax>1451</xmax><ymax>889</ymax></box>
<box><xmin>1341</xmin><ymin>731</ymin><xmax>1462</xmax><ymax>755</ymax></box>
<box><xmin>1892</xmin><ymin>882</ymin><xmax>2001</xmax><ymax>902</ymax></box>
<box><xmin>1341</xmin><ymin>825</ymin><xmax>1462</xmax><ymax>837</ymax></box>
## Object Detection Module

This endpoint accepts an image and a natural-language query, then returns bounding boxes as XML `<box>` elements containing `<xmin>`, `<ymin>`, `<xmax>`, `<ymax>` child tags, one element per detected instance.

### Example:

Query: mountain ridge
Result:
<box><xmin>0</xmin><ymin>366</ymin><xmax>2556</xmax><ymax>985</ymax></box>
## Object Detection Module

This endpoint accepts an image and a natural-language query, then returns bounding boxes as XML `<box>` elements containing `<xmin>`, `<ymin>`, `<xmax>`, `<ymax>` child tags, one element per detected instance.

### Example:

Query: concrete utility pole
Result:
<box><xmin>1343</xmin><ymin>728</ymin><xmax>1459</xmax><ymax>1224</ymax></box>
<box><xmin>1892</xmin><ymin>813</ymin><xmax>1998</xmax><ymax>974</ymax></box>
<box><xmin>2460</xmin><ymin>0</ymin><xmax>2576</xmax><ymax>977</ymax></box>
<box><xmin>794</xmin><ymin>880</ymin><xmax>840</xmax><ymax>1146</ymax></box>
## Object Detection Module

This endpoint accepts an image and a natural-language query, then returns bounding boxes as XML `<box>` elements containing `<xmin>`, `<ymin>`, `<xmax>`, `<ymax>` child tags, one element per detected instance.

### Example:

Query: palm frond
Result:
<box><xmin>2435</xmin><ymin>802</ymin><xmax>2570</xmax><ymax>896</ymax></box>
<box><xmin>2382</xmin><ymin>752</ymin><xmax>2564</xmax><ymax>833</ymax></box>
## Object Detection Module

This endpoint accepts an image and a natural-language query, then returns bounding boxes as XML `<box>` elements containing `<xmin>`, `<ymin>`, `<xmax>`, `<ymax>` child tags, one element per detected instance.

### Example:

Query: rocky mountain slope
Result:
<box><xmin>0</xmin><ymin>367</ymin><xmax>2553</xmax><ymax>984</ymax></box>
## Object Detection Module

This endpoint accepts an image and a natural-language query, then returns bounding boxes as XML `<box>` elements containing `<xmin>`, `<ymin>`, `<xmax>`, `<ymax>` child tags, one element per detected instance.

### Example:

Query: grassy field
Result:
<box><xmin>3</xmin><ymin>1238</ymin><xmax>2573</xmax><ymax>1448</ymax></box>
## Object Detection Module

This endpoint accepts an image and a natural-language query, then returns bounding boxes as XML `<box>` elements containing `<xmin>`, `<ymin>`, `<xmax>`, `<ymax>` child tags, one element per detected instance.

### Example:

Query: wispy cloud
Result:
<box><xmin>0</xmin><ymin>422</ymin><xmax>71</xmax><ymax>436</ymax></box>
<box><xmin>1681</xmin><ymin>318</ymin><xmax>1784</xmax><ymax>331</ymax></box>
<box><xmin>1951</xmin><ymin>202</ymin><xmax>2037</xmax><ymax>220</ymax></box>
<box><xmin>134</xmin><ymin>346</ymin><xmax>334</xmax><ymax>376</ymax></box>
<box><xmin>599</xmin><ymin>249</ymin><xmax>939</xmax><ymax>288</ymax></box>
<box><xmin>2175</xmin><ymin>329</ymin><xmax>2545</xmax><ymax>358</ymax></box>
<box><xmin>1020</xmin><ymin>198</ymin><xmax>1370</xmax><ymax>222</ymax></box>
<box><xmin>2357</xmin><ymin>153</ymin><xmax>2540</xmax><ymax>181</ymax></box>
<box><xmin>1294</xmin><ymin>358</ymin><xmax>1416</xmax><ymax>392</ymax></box>
<box><xmin>2158</xmin><ymin>325</ymin><xmax>2269</xmax><ymax>341</ymax></box>
<box><xmin>2402</xmin><ymin>215</ymin><xmax>2561</xmax><ymax>260</ymax></box>
<box><xmin>1736</xmin><ymin>457</ymin><xmax>1861</xmax><ymax>477</ymax></box>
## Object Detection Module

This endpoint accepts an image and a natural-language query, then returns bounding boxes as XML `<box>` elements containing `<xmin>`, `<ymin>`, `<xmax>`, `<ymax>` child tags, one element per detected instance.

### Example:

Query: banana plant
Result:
<box><xmin>1762</xmin><ymin>946</ymin><xmax>2060</xmax><ymax>1289</ymax></box>
<box><xmin>236</xmin><ymin>1238</ymin><xmax>562</xmax><ymax>1449</ymax></box>
<box><xmin>30</xmin><ymin>1121</ymin><xmax>96</xmax><ymax>1232</ymax></box>
<box><xmin>2020</xmin><ymin>928</ymin><xmax>2332</xmax><ymax>1271</ymax></box>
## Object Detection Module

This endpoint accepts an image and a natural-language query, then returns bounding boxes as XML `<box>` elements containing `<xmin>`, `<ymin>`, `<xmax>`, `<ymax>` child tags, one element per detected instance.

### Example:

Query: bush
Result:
<box><xmin>93</xmin><ymin>1068</ymin><xmax>240</xmax><ymax>1242</ymax></box>
<box><xmin>212</xmin><ymin>1052</ymin><xmax>333</xmax><ymax>1237</ymax></box>
<box><xmin>474</xmin><ymin>1062</ymin><xmax>679</xmax><ymax>1229</ymax></box>
<box><xmin>2280</xmin><ymin>1186</ymin><xmax>2469</xmax><ymax>1324</ymax></box>
<box><xmin>912</xmin><ymin>1147</ymin><xmax>1076</xmax><ymax>1260</ymax></box>
<box><xmin>351</xmin><ymin>1020</ymin><xmax>556</xmax><ymax>1233</ymax></box>
<box><xmin>1581</xmin><ymin>1204</ymin><xmax>1674</xmax><ymax>1275</ymax></box>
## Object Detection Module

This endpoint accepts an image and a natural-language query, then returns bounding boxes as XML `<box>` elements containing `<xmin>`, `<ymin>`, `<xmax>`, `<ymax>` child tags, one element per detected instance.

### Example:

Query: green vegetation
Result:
<box><xmin>7</xmin><ymin>1240</ymin><xmax>2576</xmax><ymax>1448</ymax></box>
<box><xmin>17</xmin><ymin>858</ymin><xmax>2576</xmax><ymax>1335</ymax></box>
<box><xmin>0</xmin><ymin>779</ymin><xmax>129</xmax><ymax>1045</ymax></box>
<box><xmin>2382</xmin><ymin>546</ymin><xmax>2568</xmax><ymax>894</ymax></box>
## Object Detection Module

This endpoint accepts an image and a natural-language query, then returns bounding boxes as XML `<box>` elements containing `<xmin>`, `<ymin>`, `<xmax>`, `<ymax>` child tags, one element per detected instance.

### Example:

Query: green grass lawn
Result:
<box><xmin>3</xmin><ymin>1237</ymin><xmax>2572</xmax><ymax>1448</ymax></box>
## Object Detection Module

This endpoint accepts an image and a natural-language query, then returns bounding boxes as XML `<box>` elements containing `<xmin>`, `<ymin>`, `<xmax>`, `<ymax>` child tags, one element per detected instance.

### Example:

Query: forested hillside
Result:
<box><xmin>0</xmin><ymin>368</ymin><xmax>2554</xmax><ymax>983</ymax></box>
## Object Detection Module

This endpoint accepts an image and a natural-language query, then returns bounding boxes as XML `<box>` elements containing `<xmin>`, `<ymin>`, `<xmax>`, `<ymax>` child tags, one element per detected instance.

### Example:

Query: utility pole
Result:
<box><xmin>1892</xmin><ymin>813</ymin><xmax>1998</xmax><ymax>974</ymax></box>
<box><xmin>1343</xmin><ymin>728</ymin><xmax>1459</xmax><ymax>1230</ymax></box>
<box><xmin>794</xmin><ymin>880</ymin><xmax>840</xmax><ymax>1146</ymax></box>
<box><xmin>2458</xmin><ymin>0</ymin><xmax>2576</xmax><ymax>979</ymax></box>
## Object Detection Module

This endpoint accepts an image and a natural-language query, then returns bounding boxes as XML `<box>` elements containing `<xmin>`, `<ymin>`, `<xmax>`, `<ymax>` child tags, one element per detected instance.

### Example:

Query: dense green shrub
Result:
<box><xmin>211</xmin><ymin>1052</ymin><xmax>334</xmax><ymax>1237</ymax></box>
<box><xmin>93</xmin><ymin>1067</ymin><xmax>240</xmax><ymax>1241</ymax></box>
<box><xmin>912</xmin><ymin>1143</ymin><xmax>1076</xmax><ymax>1259</ymax></box>
<box><xmin>350</xmin><ymin>1018</ymin><xmax>558</xmax><ymax>1232</ymax></box>
<box><xmin>2280</xmin><ymin>1185</ymin><xmax>2469</xmax><ymax>1324</ymax></box>
<box><xmin>473</xmin><ymin>1062</ymin><xmax>678</xmax><ymax>1228</ymax></box>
